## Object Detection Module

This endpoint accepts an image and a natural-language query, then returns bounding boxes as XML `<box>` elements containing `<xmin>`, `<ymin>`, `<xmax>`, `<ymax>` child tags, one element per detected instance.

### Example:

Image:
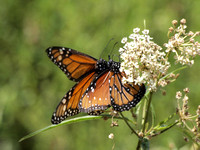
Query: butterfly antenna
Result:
<box><xmin>109</xmin><ymin>41</ymin><xmax>119</xmax><ymax>60</ymax></box>
<box><xmin>100</xmin><ymin>38</ymin><xmax>114</xmax><ymax>58</ymax></box>
<box><xmin>110</xmin><ymin>41</ymin><xmax>118</xmax><ymax>55</ymax></box>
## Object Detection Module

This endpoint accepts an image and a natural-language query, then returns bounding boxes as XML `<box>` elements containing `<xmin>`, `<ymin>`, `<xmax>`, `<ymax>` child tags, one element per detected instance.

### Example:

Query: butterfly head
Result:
<box><xmin>96</xmin><ymin>58</ymin><xmax>109</xmax><ymax>73</ymax></box>
<box><xmin>107</xmin><ymin>59</ymin><xmax>121</xmax><ymax>74</ymax></box>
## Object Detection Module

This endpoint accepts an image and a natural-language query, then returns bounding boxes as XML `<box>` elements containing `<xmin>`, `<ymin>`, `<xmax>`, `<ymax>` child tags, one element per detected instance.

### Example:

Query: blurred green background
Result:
<box><xmin>0</xmin><ymin>0</ymin><xmax>200</xmax><ymax>149</ymax></box>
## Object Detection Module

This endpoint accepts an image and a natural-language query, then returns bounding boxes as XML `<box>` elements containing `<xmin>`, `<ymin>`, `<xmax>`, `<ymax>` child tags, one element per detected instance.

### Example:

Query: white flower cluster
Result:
<box><xmin>119</xmin><ymin>28</ymin><xmax>170</xmax><ymax>91</ymax></box>
<box><xmin>164</xmin><ymin>19</ymin><xmax>200</xmax><ymax>66</ymax></box>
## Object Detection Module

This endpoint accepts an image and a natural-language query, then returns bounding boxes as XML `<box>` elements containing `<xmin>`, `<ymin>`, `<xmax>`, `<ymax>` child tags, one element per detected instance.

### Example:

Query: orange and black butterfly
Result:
<box><xmin>46</xmin><ymin>47</ymin><xmax>146</xmax><ymax>124</ymax></box>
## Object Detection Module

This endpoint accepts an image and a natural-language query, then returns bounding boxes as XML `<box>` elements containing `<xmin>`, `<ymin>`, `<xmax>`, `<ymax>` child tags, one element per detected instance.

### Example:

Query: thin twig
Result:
<box><xmin>136</xmin><ymin>139</ymin><xmax>142</xmax><ymax>150</ymax></box>
<box><xmin>119</xmin><ymin>112</ymin><xmax>139</xmax><ymax>138</ymax></box>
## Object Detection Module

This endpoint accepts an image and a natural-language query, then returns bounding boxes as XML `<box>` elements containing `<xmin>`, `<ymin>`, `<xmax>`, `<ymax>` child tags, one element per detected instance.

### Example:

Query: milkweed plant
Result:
<box><xmin>110</xmin><ymin>18</ymin><xmax>200</xmax><ymax>149</ymax></box>
<box><xmin>20</xmin><ymin>19</ymin><xmax>200</xmax><ymax>149</ymax></box>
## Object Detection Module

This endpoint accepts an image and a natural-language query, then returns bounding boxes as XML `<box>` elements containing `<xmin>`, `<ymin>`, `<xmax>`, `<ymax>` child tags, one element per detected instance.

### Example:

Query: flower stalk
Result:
<box><xmin>142</xmin><ymin>92</ymin><xmax>153</xmax><ymax>133</ymax></box>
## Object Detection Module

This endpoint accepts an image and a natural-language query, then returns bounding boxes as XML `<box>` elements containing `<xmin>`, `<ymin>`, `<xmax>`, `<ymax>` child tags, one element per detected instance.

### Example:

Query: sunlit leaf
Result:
<box><xmin>19</xmin><ymin>114</ymin><xmax>129</xmax><ymax>142</ymax></box>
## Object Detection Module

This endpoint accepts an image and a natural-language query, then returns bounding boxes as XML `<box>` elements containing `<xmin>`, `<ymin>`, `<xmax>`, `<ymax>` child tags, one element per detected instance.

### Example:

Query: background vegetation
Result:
<box><xmin>0</xmin><ymin>0</ymin><xmax>200</xmax><ymax>149</ymax></box>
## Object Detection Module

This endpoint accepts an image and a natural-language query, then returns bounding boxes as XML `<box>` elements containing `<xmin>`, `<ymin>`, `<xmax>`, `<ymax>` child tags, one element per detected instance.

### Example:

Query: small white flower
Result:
<box><xmin>158</xmin><ymin>79</ymin><xmax>168</xmax><ymax>87</ymax></box>
<box><xmin>133</xmin><ymin>28</ymin><xmax>140</xmax><ymax>33</ymax></box>
<box><xmin>183</xmin><ymin>87</ymin><xmax>190</xmax><ymax>93</ymax></box>
<box><xmin>142</xmin><ymin>29</ymin><xmax>149</xmax><ymax>35</ymax></box>
<box><xmin>119</xmin><ymin>48</ymin><xmax>124</xmax><ymax>53</ymax></box>
<box><xmin>176</xmin><ymin>91</ymin><xmax>182</xmax><ymax>100</ymax></box>
<box><xmin>121</xmin><ymin>37</ymin><xmax>128</xmax><ymax>44</ymax></box>
<box><xmin>129</xmin><ymin>33</ymin><xmax>139</xmax><ymax>40</ymax></box>
<box><xmin>108</xmin><ymin>133</ymin><xmax>114</xmax><ymax>139</ymax></box>
<box><xmin>183</xmin><ymin>95</ymin><xmax>189</xmax><ymax>101</ymax></box>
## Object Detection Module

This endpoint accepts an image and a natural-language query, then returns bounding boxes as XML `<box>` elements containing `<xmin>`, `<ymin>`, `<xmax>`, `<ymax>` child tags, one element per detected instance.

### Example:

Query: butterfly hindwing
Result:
<box><xmin>51</xmin><ymin>71</ymin><xmax>97</xmax><ymax>124</ymax></box>
<box><xmin>46</xmin><ymin>47</ymin><xmax>97</xmax><ymax>82</ymax></box>
<box><xmin>109</xmin><ymin>72</ymin><xmax>146</xmax><ymax>111</ymax></box>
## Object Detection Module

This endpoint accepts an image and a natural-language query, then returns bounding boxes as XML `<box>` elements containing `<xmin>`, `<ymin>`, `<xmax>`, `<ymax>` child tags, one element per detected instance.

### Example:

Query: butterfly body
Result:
<box><xmin>46</xmin><ymin>47</ymin><xmax>146</xmax><ymax>124</ymax></box>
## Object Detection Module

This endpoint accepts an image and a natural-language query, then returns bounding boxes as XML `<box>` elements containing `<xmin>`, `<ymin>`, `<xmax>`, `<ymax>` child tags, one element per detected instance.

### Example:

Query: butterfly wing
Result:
<box><xmin>46</xmin><ymin>47</ymin><xmax>97</xmax><ymax>82</ymax></box>
<box><xmin>79</xmin><ymin>66</ymin><xmax>146</xmax><ymax>114</ymax></box>
<box><xmin>79</xmin><ymin>71</ymin><xmax>112</xmax><ymax>115</ymax></box>
<box><xmin>109</xmin><ymin>72</ymin><xmax>146</xmax><ymax>111</ymax></box>
<box><xmin>51</xmin><ymin>71</ymin><xmax>97</xmax><ymax>124</ymax></box>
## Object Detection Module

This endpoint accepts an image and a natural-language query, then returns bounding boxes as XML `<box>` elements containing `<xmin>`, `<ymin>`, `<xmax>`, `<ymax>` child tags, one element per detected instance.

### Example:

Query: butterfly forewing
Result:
<box><xmin>46</xmin><ymin>47</ymin><xmax>97</xmax><ymax>82</ymax></box>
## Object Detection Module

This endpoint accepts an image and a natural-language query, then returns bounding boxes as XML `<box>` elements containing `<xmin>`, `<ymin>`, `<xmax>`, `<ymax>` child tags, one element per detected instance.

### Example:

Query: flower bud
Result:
<box><xmin>180</xmin><ymin>18</ymin><xmax>186</xmax><ymax>24</ymax></box>
<box><xmin>172</xmin><ymin>20</ymin><xmax>178</xmax><ymax>26</ymax></box>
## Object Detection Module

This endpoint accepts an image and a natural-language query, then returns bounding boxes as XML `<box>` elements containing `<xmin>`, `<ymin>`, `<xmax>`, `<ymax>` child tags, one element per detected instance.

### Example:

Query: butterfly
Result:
<box><xmin>46</xmin><ymin>47</ymin><xmax>146</xmax><ymax>124</ymax></box>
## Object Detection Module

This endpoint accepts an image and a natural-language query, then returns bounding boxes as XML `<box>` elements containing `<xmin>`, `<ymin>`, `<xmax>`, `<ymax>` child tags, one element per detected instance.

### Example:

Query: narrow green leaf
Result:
<box><xmin>146</xmin><ymin>113</ymin><xmax>177</xmax><ymax>136</ymax></box>
<box><xmin>19</xmin><ymin>114</ymin><xmax>130</xmax><ymax>142</ymax></box>
<box><xmin>150</xmin><ymin>102</ymin><xmax>156</xmax><ymax>128</ymax></box>
<box><xmin>19</xmin><ymin>115</ymin><xmax>105</xmax><ymax>142</ymax></box>
<box><xmin>160</xmin><ymin>66</ymin><xmax>187</xmax><ymax>80</ymax></box>
<box><xmin>157</xmin><ymin>113</ymin><xmax>176</xmax><ymax>127</ymax></box>
<box><xmin>154</xmin><ymin>121</ymin><xmax>177</xmax><ymax>132</ymax></box>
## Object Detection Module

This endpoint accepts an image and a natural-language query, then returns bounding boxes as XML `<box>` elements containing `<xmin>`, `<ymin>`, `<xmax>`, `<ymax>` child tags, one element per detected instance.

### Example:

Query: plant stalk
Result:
<box><xmin>119</xmin><ymin>112</ymin><xmax>139</xmax><ymax>138</ymax></box>
<box><xmin>137</xmin><ymin>92</ymin><xmax>153</xmax><ymax>150</ymax></box>
<box><xmin>142</xmin><ymin>92</ymin><xmax>153</xmax><ymax>133</ymax></box>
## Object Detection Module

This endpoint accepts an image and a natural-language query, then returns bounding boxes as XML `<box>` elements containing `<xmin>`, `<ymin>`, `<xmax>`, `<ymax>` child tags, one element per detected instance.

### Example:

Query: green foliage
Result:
<box><xmin>19</xmin><ymin>114</ymin><xmax>130</xmax><ymax>142</ymax></box>
<box><xmin>0</xmin><ymin>0</ymin><xmax>200</xmax><ymax>150</ymax></box>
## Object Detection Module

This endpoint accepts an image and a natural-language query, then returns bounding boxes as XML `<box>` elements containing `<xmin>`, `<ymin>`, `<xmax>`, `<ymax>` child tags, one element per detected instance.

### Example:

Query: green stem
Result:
<box><xmin>119</xmin><ymin>112</ymin><xmax>139</xmax><ymax>138</ymax></box>
<box><xmin>151</xmin><ymin>120</ymin><xmax>179</xmax><ymax>138</ymax></box>
<box><xmin>136</xmin><ymin>92</ymin><xmax>153</xmax><ymax>150</ymax></box>
<box><xmin>159</xmin><ymin>121</ymin><xmax>178</xmax><ymax>134</ymax></box>
<box><xmin>136</xmin><ymin>139</ymin><xmax>142</xmax><ymax>150</ymax></box>
<box><xmin>160</xmin><ymin>66</ymin><xmax>187</xmax><ymax>81</ymax></box>
<box><xmin>142</xmin><ymin>92</ymin><xmax>153</xmax><ymax>133</ymax></box>
<box><xmin>141</xmin><ymin>96</ymin><xmax>147</xmax><ymax>126</ymax></box>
